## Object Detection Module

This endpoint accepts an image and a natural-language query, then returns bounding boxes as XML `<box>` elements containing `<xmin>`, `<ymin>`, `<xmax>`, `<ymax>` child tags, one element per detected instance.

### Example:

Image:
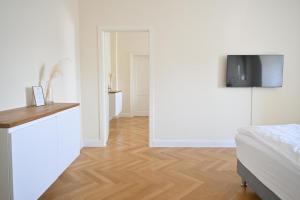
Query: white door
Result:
<box><xmin>131</xmin><ymin>55</ymin><xmax>149</xmax><ymax>116</ymax></box>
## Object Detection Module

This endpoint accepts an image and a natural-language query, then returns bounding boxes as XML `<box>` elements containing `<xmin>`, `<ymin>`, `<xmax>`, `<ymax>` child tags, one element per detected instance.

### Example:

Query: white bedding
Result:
<box><xmin>236</xmin><ymin>124</ymin><xmax>300</xmax><ymax>200</ymax></box>
<box><xmin>238</xmin><ymin>124</ymin><xmax>300</xmax><ymax>169</ymax></box>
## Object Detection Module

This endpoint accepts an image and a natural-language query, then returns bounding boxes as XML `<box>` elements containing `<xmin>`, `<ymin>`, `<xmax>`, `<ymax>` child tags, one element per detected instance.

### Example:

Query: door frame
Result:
<box><xmin>130</xmin><ymin>53</ymin><xmax>149</xmax><ymax>117</ymax></box>
<box><xmin>97</xmin><ymin>27</ymin><xmax>155</xmax><ymax>147</ymax></box>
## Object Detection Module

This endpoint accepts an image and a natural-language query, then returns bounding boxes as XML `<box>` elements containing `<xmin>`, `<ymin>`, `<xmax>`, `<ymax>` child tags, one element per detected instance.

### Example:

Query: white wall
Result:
<box><xmin>103</xmin><ymin>32</ymin><xmax>112</xmax><ymax>89</ymax></box>
<box><xmin>79</xmin><ymin>0</ymin><xmax>300</xmax><ymax>145</ymax></box>
<box><xmin>0</xmin><ymin>0</ymin><xmax>80</xmax><ymax>111</ymax></box>
<box><xmin>115</xmin><ymin>31</ymin><xmax>149</xmax><ymax>115</ymax></box>
<box><xmin>110</xmin><ymin>32</ymin><xmax>118</xmax><ymax>90</ymax></box>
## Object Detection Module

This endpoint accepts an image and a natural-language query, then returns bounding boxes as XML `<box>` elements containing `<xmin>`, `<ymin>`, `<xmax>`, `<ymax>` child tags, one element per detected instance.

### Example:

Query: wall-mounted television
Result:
<box><xmin>226</xmin><ymin>55</ymin><xmax>284</xmax><ymax>87</ymax></box>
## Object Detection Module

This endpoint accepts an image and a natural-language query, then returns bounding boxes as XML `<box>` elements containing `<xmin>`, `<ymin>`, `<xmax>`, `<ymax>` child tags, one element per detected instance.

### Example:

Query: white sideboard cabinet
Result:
<box><xmin>0</xmin><ymin>103</ymin><xmax>80</xmax><ymax>200</ymax></box>
<box><xmin>109</xmin><ymin>91</ymin><xmax>123</xmax><ymax>120</ymax></box>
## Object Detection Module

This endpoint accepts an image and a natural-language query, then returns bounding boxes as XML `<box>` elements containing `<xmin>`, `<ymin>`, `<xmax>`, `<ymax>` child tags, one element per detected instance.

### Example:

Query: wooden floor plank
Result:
<box><xmin>40</xmin><ymin>117</ymin><xmax>260</xmax><ymax>200</ymax></box>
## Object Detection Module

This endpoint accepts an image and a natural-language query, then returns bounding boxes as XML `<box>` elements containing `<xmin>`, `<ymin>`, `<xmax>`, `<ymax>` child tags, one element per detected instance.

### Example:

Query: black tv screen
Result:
<box><xmin>226</xmin><ymin>55</ymin><xmax>284</xmax><ymax>87</ymax></box>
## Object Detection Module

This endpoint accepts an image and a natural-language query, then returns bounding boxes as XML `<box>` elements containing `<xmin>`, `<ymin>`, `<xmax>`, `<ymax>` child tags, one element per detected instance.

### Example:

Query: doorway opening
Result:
<box><xmin>98</xmin><ymin>30</ymin><xmax>152</xmax><ymax>147</ymax></box>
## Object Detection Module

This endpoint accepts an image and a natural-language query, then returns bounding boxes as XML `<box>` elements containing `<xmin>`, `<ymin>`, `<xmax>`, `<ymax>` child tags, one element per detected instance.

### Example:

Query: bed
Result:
<box><xmin>235</xmin><ymin>124</ymin><xmax>300</xmax><ymax>200</ymax></box>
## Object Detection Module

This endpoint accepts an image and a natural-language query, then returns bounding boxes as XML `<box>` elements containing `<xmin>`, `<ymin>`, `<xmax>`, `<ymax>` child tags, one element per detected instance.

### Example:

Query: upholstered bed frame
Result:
<box><xmin>237</xmin><ymin>160</ymin><xmax>281</xmax><ymax>200</ymax></box>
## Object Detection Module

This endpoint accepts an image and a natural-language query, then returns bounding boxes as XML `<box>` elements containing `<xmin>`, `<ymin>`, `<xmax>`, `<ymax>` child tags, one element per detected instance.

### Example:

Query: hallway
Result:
<box><xmin>40</xmin><ymin>117</ymin><xmax>259</xmax><ymax>200</ymax></box>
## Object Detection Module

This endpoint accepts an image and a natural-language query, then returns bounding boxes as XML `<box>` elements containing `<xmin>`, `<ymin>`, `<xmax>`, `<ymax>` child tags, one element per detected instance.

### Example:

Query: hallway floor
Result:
<box><xmin>40</xmin><ymin>117</ymin><xmax>260</xmax><ymax>200</ymax></box>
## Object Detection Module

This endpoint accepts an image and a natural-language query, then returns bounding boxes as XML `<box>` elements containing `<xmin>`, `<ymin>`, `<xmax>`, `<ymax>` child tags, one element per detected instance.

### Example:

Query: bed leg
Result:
<box><xmin>241</xmin><ymin>179</ymin><xmax>247</xmax><ymax>188</ymax></box>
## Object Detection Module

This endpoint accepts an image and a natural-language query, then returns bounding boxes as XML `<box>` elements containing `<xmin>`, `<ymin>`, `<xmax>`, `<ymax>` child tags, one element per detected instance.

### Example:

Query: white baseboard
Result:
<box><xmin>119</xmin><ymin>112</ymin><xmax>149</xmax><ymax>117</ymax></box>
<box><xmin>119</xmin><ymin>112</ymin><xmax>132</xmax><ymax>117</ymax></box>
<box><xmin>132</xmin><ymin>111</ymin><xmax>149</xmax><ymax>117</ymax></box>
<box><xmin>83</xmin><ymin>139</ymin><xmax>105</xmax><ymax>147</ymax></box>
<box><xmin>83</xmin><ymin>139</ymin><xmax>235</xmax><ymax>148</ymax></box>
<box><xmin>150</xmin><ymin>139</ymin><xmax>236</xmax><ymax>148</ymax></box>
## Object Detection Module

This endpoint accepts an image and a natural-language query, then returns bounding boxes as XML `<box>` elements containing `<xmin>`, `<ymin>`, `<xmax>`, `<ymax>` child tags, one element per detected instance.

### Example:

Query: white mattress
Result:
<box><xmin>236</xmin><ymin>124</ymin><xmax>300</xmax><ymax>200</ymax></box>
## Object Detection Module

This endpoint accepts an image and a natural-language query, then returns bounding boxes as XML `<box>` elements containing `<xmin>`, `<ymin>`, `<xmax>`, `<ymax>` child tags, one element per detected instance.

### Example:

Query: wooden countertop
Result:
<box><xmin>109</xmin><ymin>90</ymin><xmax>122</xmax><ymax>94</ymax></box>
<box><xmin>0</xmin><ymin>103</ymin><xmax>79</xmax><ymax>128</ymax></box>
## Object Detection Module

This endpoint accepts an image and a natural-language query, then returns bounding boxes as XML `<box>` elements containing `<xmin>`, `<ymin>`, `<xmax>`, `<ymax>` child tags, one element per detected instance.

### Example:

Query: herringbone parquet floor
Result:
<box><xmin>40</xmin><ymin>117</ymin><xmax>260</xmax><ymax>200</ymax></box>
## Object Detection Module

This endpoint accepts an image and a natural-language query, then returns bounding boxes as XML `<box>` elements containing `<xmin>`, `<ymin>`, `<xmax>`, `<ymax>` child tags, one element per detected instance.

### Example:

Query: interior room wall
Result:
<box><xmin>110</xmin><ymin>32</ymin><xmax>118</xmax><ymax>90</ymax></box>
<box><xmin>103</xmin><ymin>32</ymin><xmax>112</xmax><ymax>89</ymax></box>
<box><xmin>114</xmin><ymin>31</ymin><xmax>149</xmax><ymax>116</ymax></box>
<box><xmin>0</xmin><ymin>0</ymin><xmax>80</xmax><ymax>111</ymax></box>
<box><xmin>79</xmin><ymin>0</ymin><xmax>300</xmax><ymax>146</ymax></box>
